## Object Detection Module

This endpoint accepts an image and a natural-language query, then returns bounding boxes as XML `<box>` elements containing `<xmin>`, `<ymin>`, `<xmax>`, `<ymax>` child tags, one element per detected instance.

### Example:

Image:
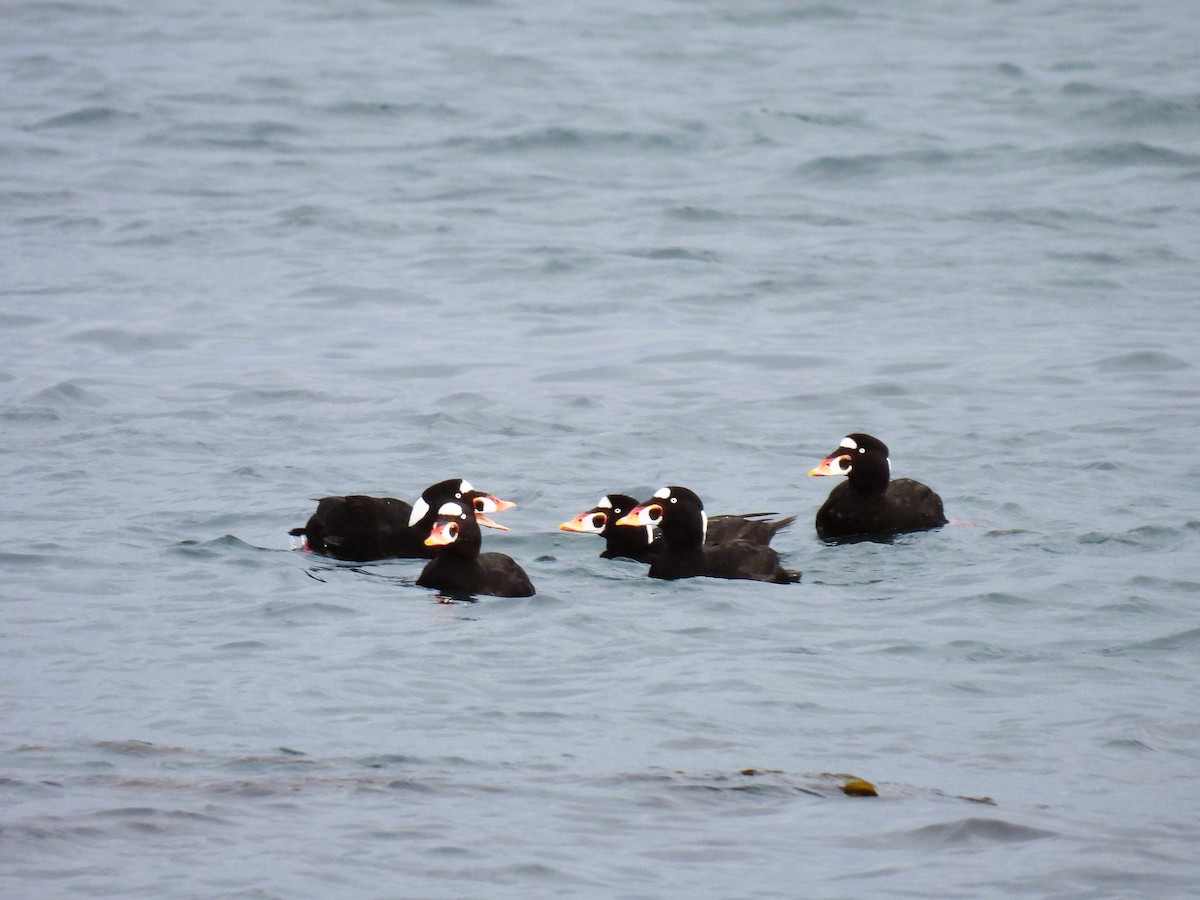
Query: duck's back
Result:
<box><xmin>417</xmin><ymin>552</ymin><xmax>534</xmax><ymax>598</ymax></box>
<box><xmin>649</xmin><ymin>541</ymin><xmax>798</xmax><ymax>583</ymax></box>
<box><xmin>300</xmin><ymin>495</ymin><xmax>418</xmax><ymax>560</ymax></box>
<box><xmin>816</xmin><ymin>478</ymin><xmax>946</xmax><ymax>540</ymax></box>
<box><xmin>478</xmin><ymin>552</ymin><xmax>535</xmax><ymax>597</ymax></box>
<box><xmin>707</xmin><ymin>513</ymin><xmax>795</xmax><ymax>547</ymax></box>
<box><xmin>702</xmin><ymin>540</ymin><xmax>800</xmax><ymax>583</ymax></box>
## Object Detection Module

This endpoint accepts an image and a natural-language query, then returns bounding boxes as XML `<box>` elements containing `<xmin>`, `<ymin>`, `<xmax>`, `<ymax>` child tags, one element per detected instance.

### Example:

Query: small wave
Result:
<box><xmin>1127</xmin><ymin>573</ymin><xmax>1200</xmax><ymax>593</ymax></box>
<box><xmin>1077</xmin><ymin>90</ymin><xmax>1200</xmax><ymax>128</ymax></box>
<box><xmin>1047</xmin><ymin>250</ymin><xmax>1125</xmax><ymax>266</ymax></box>
<box><xmin>765</xmin><ymin>108</ymin><xmax>867</xmax><ymax>128</ymax></box>
<box><xmin>0</xmin><ymin>550</ymin><xmax>57</xmax><ymax>568</ymax></box>
<box><xmin>320</xmin><ymin>100</ymin><xmax>458</xmax><ymax>119</ymax></box>
<box><xmin>31</xmin><ymin>106</ymin><xmax>133</xmax><ymax>130</ymax></box>
<box><xmin>1064</xmin><ymin>141</ymin><xmax>1200</xmax><ymax>168</ymax></box>
<box><xmin>795</xmin><ymin>148</ymin><xmax>963</xmax><ymax>182</ymax></box>
<box><xmin>967</xmin><ymin>205</ymin><xmax>1117</xmax><ymax>231</ymax></box>
<box><xmin>959</xmin><ymin>591</ymin><xmax>1035</xmax><ymax>608</ymax></box>
<box><xmin>214</xmin><ymin>640</ymin><xmax>270</xmax><ymax>653</ymax></box>
<box><xmin>1078</xmin><ymin>523</ymin><xmax>1191</xmax><ymax>548</ymax></box>
<box><xmin>893</xmin><ymin>816</ymin><xmax>1056</xmax><ymax>848</ymax></box>
<box><xmin>29</xmin><ymin>380</ymin><xmax>108</xmax><ymax>406</ymax></box>
<box><xmin>663</xmin><ymin>205</ymin><xmax>733</xmax><ymax>223</ymax></box>
<box><xmin>260</xmin><ymin>600</ymin><xmax>365</xmax><ymax>620</ymax></box>
<box><xmin>459</xmin><ymin>126</ymin><xmax>690</xmax><ymax>157</ymax></box>
<box><xmin>622</xmin><ymin>246</ymin><xmax>720</xmax><ymax>263</ymax></box>
<box><xmin>0</xmin><ymin>310</ymin><xmax>49</xmax><ymax>327</ymax></box>
<box><xmin>69</xmin><ymin>327</ymin><xmax>192</xmax><ymax>353</ymax></box>
<box><xmin>171</xmin><ymin>535</ymin><xmax>263</xmax><ymax>557</ymax></box>
<box><xmin>94</xmin><ymin>740</ymin><xmax>186</xmax><ymax>757</ymax></box>
<box><xmin>1095</xmin><ymin>350</ymin><xmax>1189</xmax><ymax>373</ymax></box>
<box><xmin>853</xmin><ymin>380</ymin><xmax>911</xmax><ymax>398</ymax></box>
<box><xmin>0</xmin><ymin>407</ymin><xmax>60</xmax><ymax>424</ymax></box>
<box><xmin>722</xmin><ymin>4</ymin><xmax>856</xmax><ymax>25</ymax></box>
<box><xmin>226</xmin><ymin>387</ymin><xmax>330</xmax><ymax>405</ymax></box>
<box><xmin>158</xmin><ymin>119</ymin><xmax>304</xmax><ymax>152</ymax></box>
<box><xmin>1104</xmin><ymin>626</ymin><xmax>1200</xmax><ymax>655</ymax></box>
<box><xmin>533</xmin><ymin>364</ymin><xmax>628</xmax><ymax>384</ymax></box>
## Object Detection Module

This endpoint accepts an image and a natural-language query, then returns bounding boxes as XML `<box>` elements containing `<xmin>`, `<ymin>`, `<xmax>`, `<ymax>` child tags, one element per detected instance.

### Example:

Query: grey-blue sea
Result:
<box><xmin>2</xmin><ymin>0</ymin><xmax>1198</xmax><ymax>897</ymax></box>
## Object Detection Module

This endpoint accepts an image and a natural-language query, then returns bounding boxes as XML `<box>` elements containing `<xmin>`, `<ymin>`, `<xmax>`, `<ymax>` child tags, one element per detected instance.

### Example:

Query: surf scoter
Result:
<box><xmin>808</xmin><ymin>433</ymin><xmax>946</xmax><ymax>540</ymax></box>
<box><xmin>290</xmin><ymin>478</ymin><xmax>515</xmax><ymax>561</ymax></box>
<box><xmin>417</xmin><ymin>499</ymin><xmax>535</xmax><ymax>598</ymax></box>
<box><xmin>560</xmin><ymin>494</ymin><xmax>795</xmax><ymax>563</ymax></box>
<box><xmin>615</xmin><ymin>486</ymin><xmax>800</xmax><ymax>583</ymax></box>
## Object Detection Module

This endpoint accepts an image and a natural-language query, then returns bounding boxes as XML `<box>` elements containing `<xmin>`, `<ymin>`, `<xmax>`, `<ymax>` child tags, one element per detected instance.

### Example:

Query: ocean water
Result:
<box><xmin>2</xmin><ymin>0</ymin><xmax>1199</xmax><ymax>896</ymax></box>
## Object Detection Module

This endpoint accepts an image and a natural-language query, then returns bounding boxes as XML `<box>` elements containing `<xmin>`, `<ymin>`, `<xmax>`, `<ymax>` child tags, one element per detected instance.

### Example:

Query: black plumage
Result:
<box><xmin>809</xmin><ymin>433</ymin><xmax>946</xmax><ymax>540</ymax></box>
<box><xmin>290</xmin><ymin>478</ymin><xmax>513</xmax><ymax>561</ymax></box>
<box><xmin>417</xmin><ymin>500</ymin><xmax>535</xmax><ymax>598</ymax></box>
<box><xmin>616</xmin><ymin>486</ymin><xmax>800</xmax><ymax>583</ymax></box>
<box><xmin>560</xmin><ymin>494</ymin><xmax>795</xmax><ymax>563</ymax></box>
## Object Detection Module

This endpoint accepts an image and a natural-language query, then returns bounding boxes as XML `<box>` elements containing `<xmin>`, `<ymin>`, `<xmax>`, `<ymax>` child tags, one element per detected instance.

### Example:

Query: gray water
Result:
<box><xmin>3</xmin><ymin>1</ymin><xmax>1199</xmax><ymax>897</ymax></box>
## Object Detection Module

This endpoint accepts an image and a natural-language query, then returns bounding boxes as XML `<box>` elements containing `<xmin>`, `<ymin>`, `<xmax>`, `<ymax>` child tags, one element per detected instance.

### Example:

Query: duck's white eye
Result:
<box><xmin>653</xmin><ymin>487</ymin><xmax>671</xmax><ymax>500</ymax></box>
<box><xmin>839</xmin><ymin>436</ymin><xmax>859</xmax><ymax>451</ymax></box>
<box><xmin>669</xmin><ymin>497</ymin><xmax>677</xmax><ymax>504</ymax></box>
<box><xmin>436</xmin><ymin>501</ymin><xmax>462</xmax><ymax>516</ymax></box>
<box><xmin>858</xmin><ymin>447</ymin><xmax>866</xmax><ymax>454</ymax></box>
<box><xmin>408</xmin><ymin>497</ymin><xmax>430</xmax><ymax>526</ymax></box>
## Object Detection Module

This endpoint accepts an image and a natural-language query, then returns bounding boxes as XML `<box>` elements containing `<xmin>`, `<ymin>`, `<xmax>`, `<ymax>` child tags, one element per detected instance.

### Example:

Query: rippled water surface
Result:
<box><xmin>3</xmin><ymin>1</ymin><xmax>1199</xmax><ymax>897</ymax></box>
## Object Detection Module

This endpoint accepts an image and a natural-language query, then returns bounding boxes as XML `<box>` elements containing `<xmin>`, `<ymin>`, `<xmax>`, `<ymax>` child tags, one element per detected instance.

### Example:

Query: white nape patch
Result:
<box><xmin>653</xmin><ymin>487</ymin><xmax>671</xmax><ymax>499</ymax></box>
<box><xmin>598</xmin><ymin>496</ymin><xmax>613</xmax><ymax>509</ymax></box>
<box><xmin>458</xmin><ymin>479</ymin><xmax>473</xmax><ymax>494</ymax></box>
<box><xmin>700</xmin><ymin>510</ymin><xmax>708</xmax><ymax>542</ymax></box>
<box><xmin>408</xmin><ymin>497</ymin><xmax>429</xmax><ymax>526</ymax></box>
<box><xmin>437</xmin><ymin>501</ymin><xmax>467</xmax><ymax>517</ymax></box>
<box><xmin>839</xmin><ymin>436</ymin><xmax>858</xmax><ymax>451</ymax></box>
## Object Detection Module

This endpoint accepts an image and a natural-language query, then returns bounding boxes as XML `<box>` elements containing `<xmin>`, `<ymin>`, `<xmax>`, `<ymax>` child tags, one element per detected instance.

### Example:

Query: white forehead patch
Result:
<box><xmin>458</xmin><ymin>479</ymin><xmax>473</xmax><ymax>494</ymax></box>
<box><xmin>839</xmin><ymin>436</ymin><xmax>858</xmax><ymax>451</ymax></box>
<box><xmin>437</xmin><ymin>501</ymin><xmax>467</xmax><ymax>517</ymax></box>
<box><xmin>653</xmin><ymin>487</ymin><xmax>671</xmax><ymax>499</ymax></box>
<box><xmin>408</xmin><ymin>496</ymin><xmax>429</xmax><ymax>526</ymax></box>
<box><xmin>598</xmin><ymin>496</ymin><xmax>613</xmax><ymax>509</ymax></box>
